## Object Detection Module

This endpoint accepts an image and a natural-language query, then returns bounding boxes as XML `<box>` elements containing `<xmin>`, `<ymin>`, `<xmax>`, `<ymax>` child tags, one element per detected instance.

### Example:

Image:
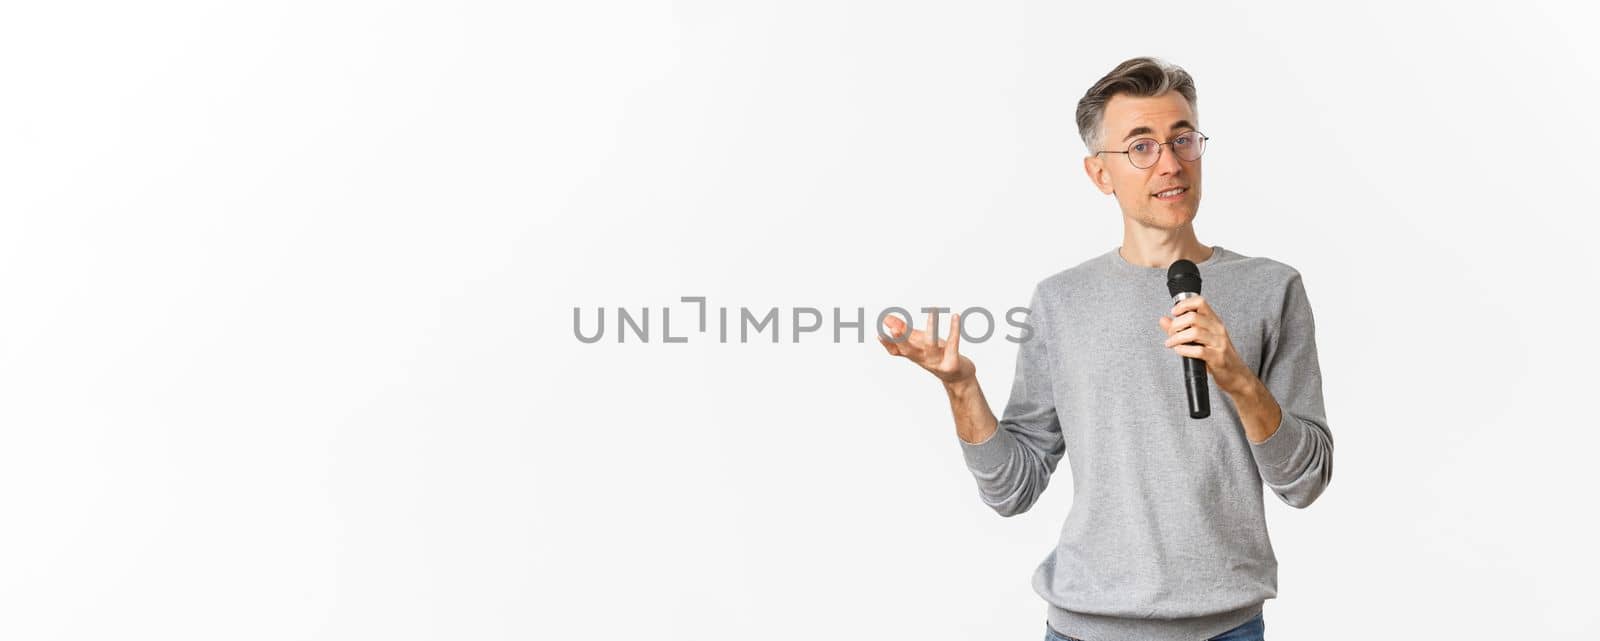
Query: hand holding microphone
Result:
<box><xmin>1160</xmin><ymin>260</ymin><xmax>1254</xmax><ymax>419</ymax></box>
<box><xmin>1165</xmin><ymin>260</ymin><xmax>1209</xmax><ymax>419</ymax></box>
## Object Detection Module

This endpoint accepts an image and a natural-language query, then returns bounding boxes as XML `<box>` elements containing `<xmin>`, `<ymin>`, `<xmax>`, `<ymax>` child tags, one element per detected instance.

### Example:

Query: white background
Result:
<box><xmin>2</xmin><ymin>1</ymin><xmax>1596</xmax><ymax>639</ymax></box>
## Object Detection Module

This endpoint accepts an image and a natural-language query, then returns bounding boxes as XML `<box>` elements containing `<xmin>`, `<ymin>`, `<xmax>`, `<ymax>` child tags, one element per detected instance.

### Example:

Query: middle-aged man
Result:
<box><xmin>879</xmin><ymin>57</ymin><xmax>1334</xmax><ymax>641</ymax></box>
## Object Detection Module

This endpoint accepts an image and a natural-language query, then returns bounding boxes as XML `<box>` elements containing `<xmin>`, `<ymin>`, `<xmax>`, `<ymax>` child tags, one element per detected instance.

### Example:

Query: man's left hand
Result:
<box><xmin>1159</xmin><ymin>295</ymin><xmax>1255</xmax><ymax>396</ymax></box>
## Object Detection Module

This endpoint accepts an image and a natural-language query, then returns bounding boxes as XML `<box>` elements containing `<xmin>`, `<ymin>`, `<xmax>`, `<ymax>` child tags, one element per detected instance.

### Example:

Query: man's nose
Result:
<box><xmin>1154</xmin><ymin>143</ymin><xmax>1185</xmax><ymax>175</ymax></box>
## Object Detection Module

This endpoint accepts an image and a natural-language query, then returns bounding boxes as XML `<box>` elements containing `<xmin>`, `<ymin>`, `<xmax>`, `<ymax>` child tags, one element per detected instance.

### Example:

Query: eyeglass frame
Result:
<box><xmin>1093</xmin><ymin>131</ymin><xmax>1210</xmax><ymax>169</ymax></box>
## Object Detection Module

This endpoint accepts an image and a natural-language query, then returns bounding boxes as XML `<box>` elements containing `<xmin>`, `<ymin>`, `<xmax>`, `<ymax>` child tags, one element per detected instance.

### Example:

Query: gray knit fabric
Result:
<box><xmin>960</xmin><ymin>245</ymin><xmax>1333</xmax><ymax>641</ymax></box>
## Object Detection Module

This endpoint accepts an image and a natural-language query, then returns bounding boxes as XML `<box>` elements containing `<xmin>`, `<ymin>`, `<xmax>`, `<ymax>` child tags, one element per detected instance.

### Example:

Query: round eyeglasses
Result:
<box><xmin>1095</xmin><ymin>131</ymin><xmax>1209</xmax><ymax>169</ymax></box>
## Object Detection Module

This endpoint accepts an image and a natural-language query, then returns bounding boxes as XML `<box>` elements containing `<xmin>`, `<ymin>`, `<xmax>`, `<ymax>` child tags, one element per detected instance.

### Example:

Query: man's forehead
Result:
<box><xmin>1103</xmin><ymin>93</ymin><xmax>1195</xmax><ymax>132</ymax></box>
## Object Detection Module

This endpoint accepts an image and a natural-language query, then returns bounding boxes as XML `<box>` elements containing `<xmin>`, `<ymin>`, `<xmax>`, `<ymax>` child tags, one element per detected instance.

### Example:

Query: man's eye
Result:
<box><xmin>1174</xmin><ymin>136</ymin><xmax>1191</xmax><ymax>146</ymax></box>
<box><xmin>1132</xmin><ymin>142</ymin><xmax>1153</xmax><ymax>153</ymax></box>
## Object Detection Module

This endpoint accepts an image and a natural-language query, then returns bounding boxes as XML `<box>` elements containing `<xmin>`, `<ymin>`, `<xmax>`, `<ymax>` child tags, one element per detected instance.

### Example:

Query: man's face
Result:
<box><xmin>1083</xmin><ymin>92</ymin><xmax>1202</xmax><ymax>231</ymax></box>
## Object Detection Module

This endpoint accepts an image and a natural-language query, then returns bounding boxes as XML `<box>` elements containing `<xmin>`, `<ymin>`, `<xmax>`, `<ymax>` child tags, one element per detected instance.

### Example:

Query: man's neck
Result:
<box><xmin>1118</xmin><ymin>223</ymin><xmax>1212</xmax><ymax>269</ymax></box>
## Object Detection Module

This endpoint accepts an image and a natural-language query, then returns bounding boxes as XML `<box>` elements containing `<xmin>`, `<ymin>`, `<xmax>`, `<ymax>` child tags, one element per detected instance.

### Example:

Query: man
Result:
<box><xmin>878</xmin><ymin>57</ymin><xmax>1333</xmax><ymax>641</ymax></box>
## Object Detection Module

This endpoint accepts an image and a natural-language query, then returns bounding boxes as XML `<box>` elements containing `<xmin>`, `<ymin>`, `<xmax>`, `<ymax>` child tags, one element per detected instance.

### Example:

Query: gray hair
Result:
<box><xmin>1076</xmin><ymin>57</ymin><xmax>1198</xmax><ymax>154</ymax></box>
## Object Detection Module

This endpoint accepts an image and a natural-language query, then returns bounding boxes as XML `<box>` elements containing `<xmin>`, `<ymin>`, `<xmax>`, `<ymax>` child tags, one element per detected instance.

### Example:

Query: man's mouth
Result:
<box><xmin>1152</xmin><ymin>186</ymin><xmax>1188</xmax><ymax>201</ymax></box>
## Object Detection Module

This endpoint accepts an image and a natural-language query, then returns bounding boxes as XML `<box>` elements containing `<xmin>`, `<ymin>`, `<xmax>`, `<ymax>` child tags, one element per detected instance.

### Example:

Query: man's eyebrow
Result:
<box><xmin>1122</xmin><ymin>120</ymin><xmax>1197</xmax><ymax>142</ymax></box>
<box><xmin>1121</xmin><ymin>126</ymin><xmax>1153</xmax><ymax>142</ymax></box>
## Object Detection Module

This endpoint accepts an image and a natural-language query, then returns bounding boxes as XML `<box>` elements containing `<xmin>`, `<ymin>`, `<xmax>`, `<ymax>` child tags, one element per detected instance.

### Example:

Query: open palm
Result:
<box><xmin>878</xmin><ymin>311</ymin><xmax>975</xmax><ymax>384</ymax></box>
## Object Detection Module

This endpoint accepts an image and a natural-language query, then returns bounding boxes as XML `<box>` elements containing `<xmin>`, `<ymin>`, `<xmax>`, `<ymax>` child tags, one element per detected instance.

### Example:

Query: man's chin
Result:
<box><xmin>1132</xmin><ymin>207</ymin><xmax>1197</xmax><ymax>231</ymax></box>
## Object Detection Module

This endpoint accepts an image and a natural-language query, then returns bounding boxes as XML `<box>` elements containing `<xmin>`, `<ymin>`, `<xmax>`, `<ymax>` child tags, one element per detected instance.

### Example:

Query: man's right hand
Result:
<box><xmin>878</xmin><ymin>310</ymin><xmax>976</xmax><ymax>386</ymax></box>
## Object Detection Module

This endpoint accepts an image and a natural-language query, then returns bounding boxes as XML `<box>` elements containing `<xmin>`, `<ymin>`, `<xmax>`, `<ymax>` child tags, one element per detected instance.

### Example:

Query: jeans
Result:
<box><xmin>1043</xmin><ymin>611</ymin><xmax>1264</xmax><ymax>641</ymax></box>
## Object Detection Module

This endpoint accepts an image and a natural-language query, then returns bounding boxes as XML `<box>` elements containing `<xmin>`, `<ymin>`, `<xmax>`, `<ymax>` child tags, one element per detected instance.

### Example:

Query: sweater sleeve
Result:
<box><xmin>1249</xmin><ymin>270</ymin><xmax>1335</xmax><ymax>509</ymax></box>
<box><xmin>957</xmin><ymin>284</ymin><xmax>1066</xmax><ymax>517</ymax></box>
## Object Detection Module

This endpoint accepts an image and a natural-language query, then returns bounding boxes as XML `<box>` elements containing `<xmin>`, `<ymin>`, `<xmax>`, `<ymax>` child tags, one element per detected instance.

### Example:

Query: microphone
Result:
<box><xmin>1167</xmin><ymin>259</ymin><xmax>1210</xmax><ymax>419</ymax></box>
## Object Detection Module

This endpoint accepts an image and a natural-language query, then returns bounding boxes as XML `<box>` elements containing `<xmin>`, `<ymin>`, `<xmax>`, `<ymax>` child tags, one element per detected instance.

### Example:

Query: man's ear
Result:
<box><xmin>1083</xmin><ymin>155</ymin><xmax>1114</xmax><ymax>195</ymax></box>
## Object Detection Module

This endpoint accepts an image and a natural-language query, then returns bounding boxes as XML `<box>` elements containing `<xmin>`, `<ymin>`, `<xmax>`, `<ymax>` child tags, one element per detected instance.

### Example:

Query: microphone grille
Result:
<box><xmin>1167</xmin><ymin>259</ymin><xmax>1202</xmax><ymax>297</ymax></box>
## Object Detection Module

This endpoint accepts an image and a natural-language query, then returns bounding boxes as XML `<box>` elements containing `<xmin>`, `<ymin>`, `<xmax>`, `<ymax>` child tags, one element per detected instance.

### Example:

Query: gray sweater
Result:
<box><xmin>960</xmin><ymin>245</ymin><xmax>1333</xmax><ymax>641</ymax></box>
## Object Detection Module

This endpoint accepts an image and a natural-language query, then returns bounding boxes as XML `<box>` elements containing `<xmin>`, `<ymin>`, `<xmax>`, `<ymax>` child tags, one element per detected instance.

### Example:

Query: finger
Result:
<box><xmin>1158</xmin><ymin>315</ymin><xmax>1172</xmax><ymax>334</ymax></box>
<box><xmin>1177</xmin><ymin>310</ymin><xmax>1212</xmax><ymax>334</ymax></box>
<box><xmin>1172</xmin><ymin>343</ymin><xmax>1205</xmax><ymax>359</ymax></box>
<box><xmin>882</xmin><ymin>314</ymin><xmax>912</xmax><ymax>344</ymax></box>
<box><xmin>1168</xmin><ymin>311</ymin><xmax>1200</xmax><ymax>334</ymax></box>
<box><xmin>1170</xmin><ymin>295</ymin><xmax>1208</xmax><ymax>318</ymax></box>
<box><xmin>878</xmin><ymin>333</ymin><xmax>901</xmax><ymax>355</ymax></box>
<box><xmin>1164</xmin><ymin>327</ymin><xmax>1206</xmax><ymax>348</ymax></box>
<box><xmin>883</xmin><ymin>313</ymin><xmax>905</xmax><ymax>334</ymax></box>
<box><xmin>941</xmin><ymin>313</ymin><xmax>962</xmax><ymax>370</ymax></box>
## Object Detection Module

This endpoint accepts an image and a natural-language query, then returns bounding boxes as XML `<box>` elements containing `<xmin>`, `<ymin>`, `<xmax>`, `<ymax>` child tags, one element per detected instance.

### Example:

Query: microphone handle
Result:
<box><xmin>1183</xmin><ymin>355</ymin><xmax>1210</xmax><ymax>419</ymax></box>
<box><xmin>1171</xmin><ymin>291</ymin><xmax>1211</xmax><ymax>420</ymax></box>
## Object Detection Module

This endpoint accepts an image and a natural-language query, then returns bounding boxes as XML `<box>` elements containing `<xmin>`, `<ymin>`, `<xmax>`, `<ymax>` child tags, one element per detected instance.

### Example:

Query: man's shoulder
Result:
<box><xmin>1219</xmin><ymin>246</ymin><xmax>1308</xmax><ymax>290</ymax></box>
